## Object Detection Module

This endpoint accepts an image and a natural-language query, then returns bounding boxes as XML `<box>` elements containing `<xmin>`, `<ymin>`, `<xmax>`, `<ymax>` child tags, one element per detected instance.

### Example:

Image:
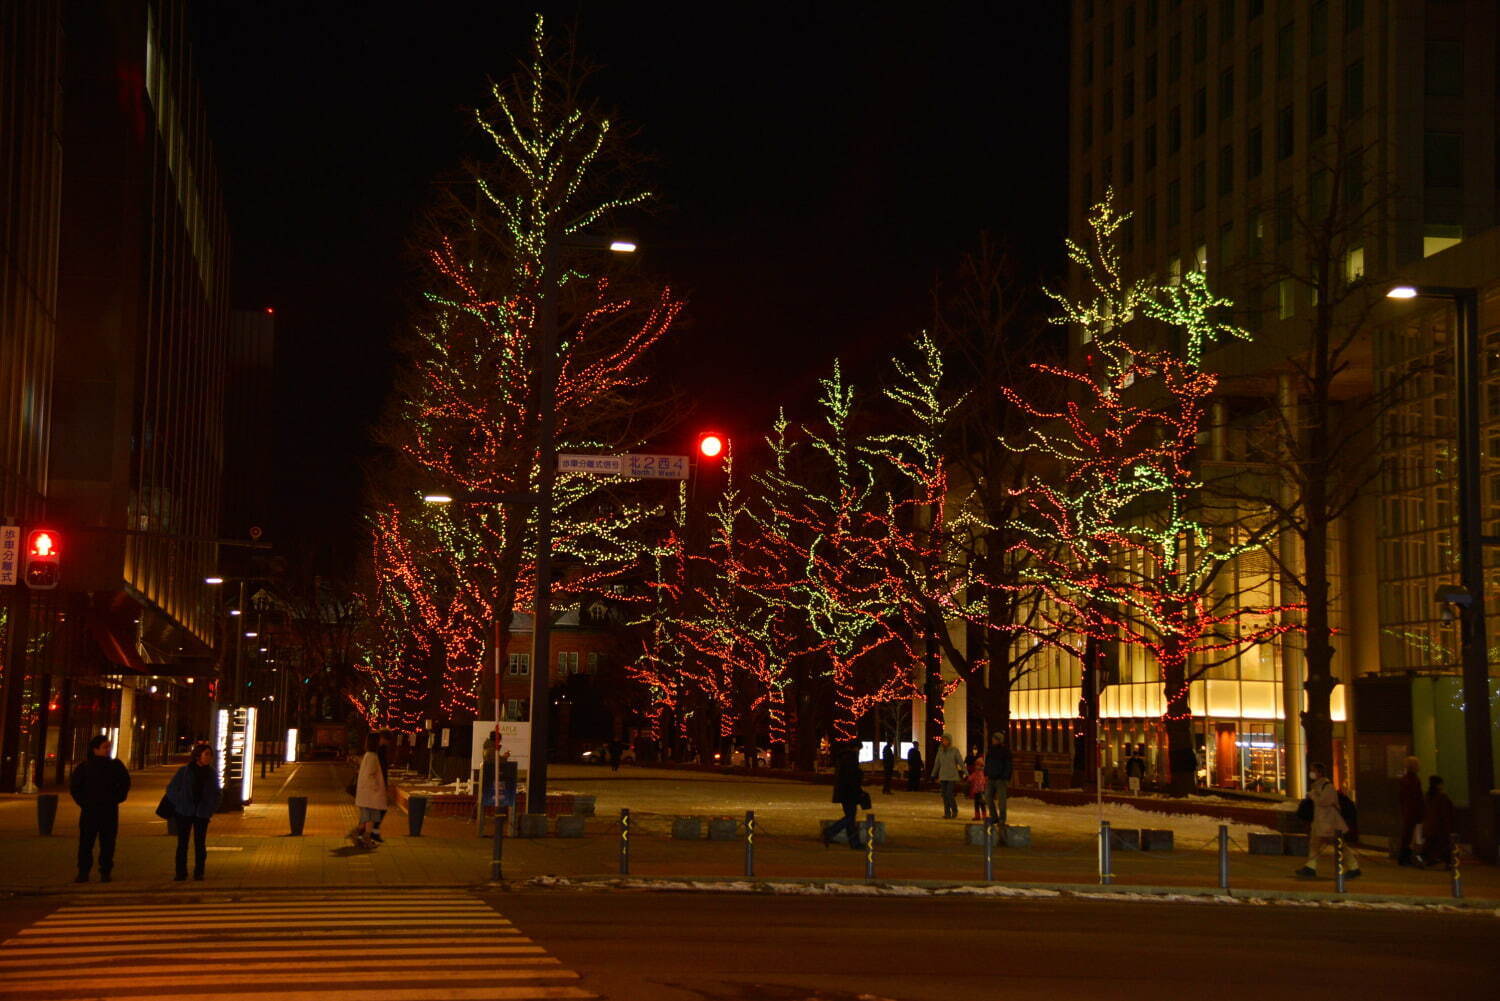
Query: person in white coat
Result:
<box><xmin>349</xmin><ymin>733</ymin><xmax>388</xmax><ymax>849</ymax></box>
<box><xmin>1295</xmin><ymin>762</ymin><xmax>1361</xmax><ymax>879</ymax></box>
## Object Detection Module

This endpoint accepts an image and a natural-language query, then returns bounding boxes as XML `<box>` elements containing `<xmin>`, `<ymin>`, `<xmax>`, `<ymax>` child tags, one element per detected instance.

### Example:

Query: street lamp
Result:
<box><xmin>1386</xmin><ymin>282</ymin><xmax>1496</xmax><ymax>862</ymax></box>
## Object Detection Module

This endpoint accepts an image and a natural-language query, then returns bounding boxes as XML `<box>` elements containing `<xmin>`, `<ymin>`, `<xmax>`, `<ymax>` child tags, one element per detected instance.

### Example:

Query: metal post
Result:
<box><xmin>1218</xmin><ymin>824</ymin><xmax>1230</xmax><ymax>891</ymax></box>
<box><xmin>1334</xmin><ymin>833</ymin><xmax>1345</xmax><ymax>893</ymax></box>
<box><xmin>744</xmin><ymin>810</ymin><xmax>755</xmax><ymax>878</ymax></box>
<box><xmin>527</xmin><ymin>237</ymin><xmax>561</xmax><ymax>816</ymax></box>
<box><xmin>490</xmin><ymin>798</ymin><xmax>504</xmax><ymax>882</ymax></box>
<box><xmin>1450</xmin><ymin>847</ymin><xmax>1463</xmax><ymax>899</ymax></box>
<box><xmin>619</xmin><ymin>808</ymin><xmax>630</xmax><ymax>875</ymax></box>
<box><xmin>984</xmin><ymin>818</ymin><xmax>995</xmax><ymax>882</ymax></box>
<box><xmin>1099</xmin><ymin>820</ymin><xmax>1113</xmax><ymax>885</ymax></box>
<box><xmin>864</xmin><ymin>812</ymin><xmax>876</xmax><ymax>880</ymax></box>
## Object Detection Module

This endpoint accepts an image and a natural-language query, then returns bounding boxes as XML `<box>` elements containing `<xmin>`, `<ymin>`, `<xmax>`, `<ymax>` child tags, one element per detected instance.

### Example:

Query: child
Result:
<box><xmin>966</xmin><ymin>756</ymin><xmax>988</xmax><ymax>820</ymax></box>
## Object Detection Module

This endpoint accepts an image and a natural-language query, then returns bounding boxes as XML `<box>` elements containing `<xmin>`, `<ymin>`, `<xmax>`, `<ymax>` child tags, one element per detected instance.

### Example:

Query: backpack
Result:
<box><xmin>1295</xmin><ymin>797</ymin><xmax>1314</xmax><ymax>823</ymax></box>
<box><xmin>1337</xmin><ymin>791</ymin><xmax>1359</xmax><ymax>841</ymax></box>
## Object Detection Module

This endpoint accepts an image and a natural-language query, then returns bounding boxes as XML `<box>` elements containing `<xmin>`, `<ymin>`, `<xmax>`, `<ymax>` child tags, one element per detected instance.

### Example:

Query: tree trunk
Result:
<box><xmin>1160</xmin><ymin>646</ymin><xmax>1196</xmax><ymax>796</ymax></box>
<box><xmin>1300</xmin><ymin>297</ymin><xmax>1338</xmax><ymax>774</ymax></box>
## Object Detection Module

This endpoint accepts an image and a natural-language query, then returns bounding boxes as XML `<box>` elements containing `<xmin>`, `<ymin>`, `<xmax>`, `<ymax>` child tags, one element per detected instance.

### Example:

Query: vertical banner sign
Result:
<box><xmin>0</xmin><ymin>527</ymin><xmax>17</xmax><ymax>586</ymax></box>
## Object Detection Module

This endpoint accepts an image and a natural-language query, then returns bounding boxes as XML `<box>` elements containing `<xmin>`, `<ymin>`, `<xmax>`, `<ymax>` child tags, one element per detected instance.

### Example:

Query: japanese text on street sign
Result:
<box><xmin>0</xmin><ymin>527</ymin><xmax>17</xmax><ymax>586</ymax></box>
<box><xmin>558</xmin><ymin>454</ymin><xmax>623</xmax><ymax>475</ymax></box>
<box><xmin>557</xmin><ymin>453</ymin><xmax>689</xmax><ymax>480</ymax></box>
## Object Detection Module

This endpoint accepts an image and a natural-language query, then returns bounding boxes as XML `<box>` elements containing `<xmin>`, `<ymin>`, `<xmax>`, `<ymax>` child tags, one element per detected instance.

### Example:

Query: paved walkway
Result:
<box><xmin>0</xmin><ymin>762</ymin><xmax>1490</xmax><ymax>903</ymax></box>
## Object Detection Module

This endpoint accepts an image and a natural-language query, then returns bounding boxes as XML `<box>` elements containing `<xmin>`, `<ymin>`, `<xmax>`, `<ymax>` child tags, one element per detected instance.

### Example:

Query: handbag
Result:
<box><xmin>155</xmin><ymin>794</ymin><xmax>175</xmax><ymax>821</ymax></box>
<box><xmin>1295</xmin><ymin>796</ymin><xmax>1314</xmax><ymax>823</ymax></box>
<box><xmin>857</xmin><ymin>789</ymin><xmax>872</xmax><ymax>810</ymax></box>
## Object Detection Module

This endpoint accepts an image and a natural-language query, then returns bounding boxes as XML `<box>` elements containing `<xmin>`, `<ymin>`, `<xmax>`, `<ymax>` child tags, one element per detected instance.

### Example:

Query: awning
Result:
<box><xmin>88</xmin><ymin>619</ymin><xmax>148</xmax><ymax>673</ymax></box>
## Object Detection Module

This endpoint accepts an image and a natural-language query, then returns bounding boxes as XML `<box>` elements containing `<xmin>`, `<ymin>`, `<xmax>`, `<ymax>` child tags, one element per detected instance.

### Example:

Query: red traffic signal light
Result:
<box><xmin>697</xmin><ymin>432</ymin><xmax>725</xmax><ymax>460</ymax></box>
<box><xmin>24</xmin><ymin>529</ymin><xmax>60</xmax><ymax>590</ymax></box>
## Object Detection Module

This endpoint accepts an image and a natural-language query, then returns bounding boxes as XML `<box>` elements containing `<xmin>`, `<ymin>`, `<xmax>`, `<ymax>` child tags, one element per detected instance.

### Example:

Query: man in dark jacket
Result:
<box><xmin>881</xmin><ymin>742</ymin><xmax>896</xmax><ymax>794</ymax></box>
<box><xmin>983</xmin><ymin>731</ymin><xmax>1014</xmax><ymax>824</ymax></box>
<box><xmin>905</xmin><ymin>743</ymin><xmax>922</xmax><ymax>792</ymax></box>
<box><xmin>1396</xmin><ymin>755</ymin><xmax>1424</xmax><ymax>865</ymax></box>
<box><xmin>822</xmin><ymin>746</ymin><xmax>866</xmax><ymax>849</ymax></box>
<box><xmin>69</xmin><ymin>735</ymin><xmax>131</xmax><ymax>882</ymax></box>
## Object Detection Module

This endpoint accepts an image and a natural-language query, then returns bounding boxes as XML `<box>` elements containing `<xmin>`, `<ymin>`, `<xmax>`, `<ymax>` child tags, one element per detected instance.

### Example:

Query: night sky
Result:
<box><xmin>192</xmin><ymin>3</ymin><xmax>1069</xmax><ymax>571</ymax></box>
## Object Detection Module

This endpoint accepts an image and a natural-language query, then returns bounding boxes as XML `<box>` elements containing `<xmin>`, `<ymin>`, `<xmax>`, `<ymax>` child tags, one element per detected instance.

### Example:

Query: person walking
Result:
<box><xmin>966</xmin><ymin>756</ymin><xmax>987</xmax><ymax>820</ymax></box>
<box><xmin>881</xmin><ymin>741</ymin><xmax>896</xmax><ymax>795</ymax></box>
<box><xmin>930</xmin><ymin>735</ymin><xmax>965</xmax><ymax>818</ymax></box>
<box><xmin>1396</xmin><ymin>755</ymin><xmax>1424</xmax><ymax>866</ymax></box>
<box><xmin>983</xmin><ymin>730</ymin><xmax>1014</xmax><ymax>825</ymax></box>
<box><xmin>1421</xmin><ymin>775</ymin><xmax>1456</xmax><ymax>869</ymax></box>
<box><xmin>371</xmin><ymin>732</ymin><xmax>393</xmax><ymax>843</ymax></box>
<box><xmin>1125</xmin><ymin>745</ymin><xmax>1147</xmax><ymax>795</ymax></box>
<box><xmin>822</xmin><ymin>745</ymin><xmax>868</xmax><ymax>849</ymax></box>
<box><xmin>70</xmin><ymin>735</ymin><xmax>131</xmax><ymax>883</ymax></box>
<box><xmin>905</xmin><ymin>743</ymin><xmax>922</xmax><ymax>792</ymax></box>
<box><xmin>348</xmin><ymin>733</ymin><xmax>387</xmax><ymax>849</ymax></box>
<box><xmin>1294</xmin><ymin>762</ymin><xmax>1361</xmax><ymax>880</ymax></box>
<box><xmin>165</xmin><ymin>742</ymin><xmax>222</xmax><ymax>881</ymax></box>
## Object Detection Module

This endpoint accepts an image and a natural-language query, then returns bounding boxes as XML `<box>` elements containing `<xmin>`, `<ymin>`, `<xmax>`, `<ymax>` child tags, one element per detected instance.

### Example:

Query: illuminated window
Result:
<box><xmin>1344</xmin><ymin>245</ymin><xmax>1365</xmax><ymax>283</ymax></box>
<box><xmin>507</xmin><ymin>653</ymin><xmax>531</xmax><ymax>676</ymax></box>
<box><xmin>1277</xmin><ymin>278</ymin><xmax>1295</xmax><ymax>319</ymax></box>
<box><xmin>1423</xmin><ymin>223</ymin><xmax>1463</xmax><ymax>258</ymax></box>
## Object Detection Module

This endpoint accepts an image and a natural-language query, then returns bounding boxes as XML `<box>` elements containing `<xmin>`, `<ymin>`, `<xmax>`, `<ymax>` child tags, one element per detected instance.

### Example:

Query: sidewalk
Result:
<box><xmin>0</xmin><ymin>762</ymin><xmax>1491</xmax><ymax>905</ymax></box>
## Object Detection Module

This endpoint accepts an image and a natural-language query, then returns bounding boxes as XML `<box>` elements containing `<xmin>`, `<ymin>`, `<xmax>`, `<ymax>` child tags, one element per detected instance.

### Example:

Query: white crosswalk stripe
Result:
<box><xmin>0</xmin><ymin>890</ymin><xmax>597</xmax><ymax>1000</ymax></box>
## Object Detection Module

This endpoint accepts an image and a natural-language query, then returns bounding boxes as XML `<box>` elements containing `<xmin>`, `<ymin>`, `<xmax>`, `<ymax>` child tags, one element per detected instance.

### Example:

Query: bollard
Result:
<box><xmin>1334</xmin><ymin>833</ymin><xmax>1345</xmax><ymax>894</ymax></box>
<box><xmin>260</xmin><ymin>756</ymin><xmax>268</xmax><ymax>779</ymax></box>
<box><xmin>744</xmin><ymin>810</ymin><xmax>756</xmax><ymax>879</ymax></box>
<box><xmin>408</xmin><ymin>795</ymin><xmax>428</xmax><ymax>837</ymax></box>
<box><xmin>35</xmin><ymin>794</ymin><xmax>58</xmax><ymax>836</ymax></box>
<box><xmin>491</xmin><ymin>803</ymin><xmax>504</xmax><ymax>881</ymax></box>
<box><xmin>619</xmin><ymin>808</ymin><xmax>631</xmax><ymax>875</ymax></box>
<box><xmin>1099</xmin><ymin>820</ymin><xmax>1113</xmax><ymax>885</ymax></box>
<box><xmin>287</xmin><ymin>795</ymin><xmax>308</xmax><ymax>836</ymax></box>
<box><xmin>1450</xmin><ymin>848</ymin><xmax>1463</xmax><ymax>899</ymax></box>
<box><xmin>984</xmin><ymin>818</ymin><xmax>995</xmax><ymax>882</ymax></box>
<box><xmin>1217</xmin><ymin>824</ymin><xmax>1230</xmax><ymax>891</ymax></box>
<box><xmin>864</xmin><ymin>812</ymin><xmax>876</xmax><ymax>880</ymax></box>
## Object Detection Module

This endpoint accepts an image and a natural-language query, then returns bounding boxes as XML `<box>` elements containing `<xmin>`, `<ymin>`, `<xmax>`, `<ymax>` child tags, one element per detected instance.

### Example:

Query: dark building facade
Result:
<box><xmin>0</xmin><ymin>0</ymin><xmax>231</xmax><ymax>790</ymax></box>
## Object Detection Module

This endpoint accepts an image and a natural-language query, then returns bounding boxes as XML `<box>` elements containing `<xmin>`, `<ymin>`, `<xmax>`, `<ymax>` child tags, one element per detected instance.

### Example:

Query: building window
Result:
<box><xmin>1122</xmin><ymin>216</ymin><xmax>1136</xmax><ymax>254</ymax></box>
<box><xmin>1218</xmin><ymin>220</ymin><xmax>1235</xmax><ymax>268</ymax></box>
<box><xmin>1423</xmin><ymin>223</ymin><xmax>1463</xmax><ymax>258</ymax></box>
<box><xmin>1124</xmin><ymin>5</ymin><xmax>1136</xmax><ymax>48</ymax></box>
<box><xmin>1083</xmin><ymin>105</ymin><xmax>1093</xmax><ymax>149</ymax></box>
<box><xmin>1344</xmin><ymin>245</ymin><xmax>1365</xmax><ymax>283</ymax></box>
<box><xmin>1344</xmin><ymin>0</ymin><xmax>1363</xmax><ymax>31</ymax></box>
<box><xmin>1143</xmin><ymin>195</ymin><xmax>1158</xmax><ymax>242</ymax></box>
<box><xmin>1167</xmin><ymin>179</ymin><xmax>1181</xmax><ymax>227</ymax></box>
<box><xmin>1104</xmin><ymin>90</ymin><xmax>1114</xmax><ymax>134</ymax></box>
<box><xmin>1248</xmin><ymin>45</ymin><xmax>1263</xmax><ymax>98</ymax></box>
<box><xmin>1248</xmin><ymin>0</ymin><xmax>1263</xmax><ymax>20</ymax></box>
<box><xmin>1309</xmin><ymin>0</ymin><xmax>1327</xmax><ymax>58</ymax></box>
<box><xmin>1085</xmin><ymin>41</ymin><xmax>1094</xmax><ymax>86</ymax></box>
<box><xmin>1193</xmin><ymin>10</ymin><xmax>1208</xmax><ymax>61</ymax></box>
<box><xmin>1168</xmin><ymin>32</ymin><xmax>1182</xmax><ymax>81</ymax></box>
<box><xmin>1168</xmin><ymin>106</ymin><xmax>1182</xmax><ymax>152</ymax></box>
<box><xmin>1085</xmin><ymin>0</ymin><xmax>1094</xmax><ymax>20</ymax></box>
<box><xmin>1218</xmin><ymin>68</ymin><xmax>1234</xmax><ymax>119</ymax></box>
<box><xmin>1104</xmin><ymin>22</ymin><xmax>1115</xmax><ymax>66</ymax></box>
<box><xmin>1145</xmin><ymin>124</ymin><xmax>1158</xmax><ymax>169</ymax></box>
<box><xmin>1276</xmin><ymin>22</ymin><xmax>1294</xmax><ymax>80</ymax></box>
<box><xmin>1168</xmin><ymin>255</ymin><xmax>1182</xmax><ymax>285</ymax></box>
<box><xmin>1276</xmin><ymin>188</ymin><xmax>1294</xmax><ymax>243</ymax></box>
<box><xmin>1219</xmin><ymin>0</ymin><xmax>1235</xmax><ymax>41</ymax></box>
<box><xmin>508</xmin><ymin>653</ymin><xmax>531</xmax><ymax>676</ymax></box>
<box><xmin>1218</xmin><ymin>144</ymin><xmax>1234</xmax><ymax>195</ymax></box>
<box><xmin>1425</xmin><ymin>41</ymin><xmax>1463</xmax><ymax>98</ymax></box>
<box><xmin>557</xmin><ymin>650</ymin><xmax>580</xmax><ymax>674</ymax></box>
<box><xmin>1146</xmin><ymin>53</ymin><xmax>1158</xmax><ymax>99</ymax></box>
<box><xmin>1309</xmin><ymin>168</ymin><xmax>1329</xmax><ymax>219</ymax></box>
<box><xmin>1146</xmin><ymin>0</ymin><xmax>1158</xmax><ymax>29</ymax></box>
<box><xmin>1309</xmin><ymin>84</ymin><xmax>1328</xmax><ymax>139</ymax></box>
<box><xmin>1344</xmin><ymin>149</ymin><xmax>1364</xmax><ymax>207</ymax></box>
<box><xmin>1424</xmin><ymin>132</ymin><xmax>1463</xmax><ymax>188</ymax></box>
<box><xmin>1083</xmin><ymin>172</ymin><xmax>1093</xmax><ymax>210</ymax></box>
<box><xmin>1194</xmin><ymin>242</ymin><xmax>1208</xmax><ymax>271</ymax></box>
<box><xmin>1278</xmin><ymin>278</ymin><xmax>1295</xmax><ymax>319</ymax></box>
<box><xmin>1344</xmin><ymin>60</ymin><xmax>1364</xmax><ymax>118</ymax></box>
<box><xmin>1124</xmin><ymin>74</ymin><xmax>1136</xmax><ymax>118</ymax></box>
<box><xmin>1276</xmin><ymin>104</ymin><xmax>1294</xmax><ymax>160</ymax></box>
<box><xmin>1193</xmin><ymin>87</ymin><xmax>1207</xmax><ymax>136</ymax></box>
<box><xmin>1192</xmin><ymin>160</ymin><xmax>1207</xmax><ymax>210</ymax></box>
<box><xmin>1246</xmin><ymin>126</ymin><xmax>1263</xmax><ymax>178</ymax></box>
<box><xmin>1247</xmin><ymin>209</ymin><xmax>1264</xmax><ymax>256</ymax></box>
<box><xmin>586</xmin><ymin>651</ymin><xmax>599</xmax><ymax>673</ymax></box>
<box><xmin>1103</xmin><ymin>155</ymin><xmax>1113</xmax><ymax>189</ymax></box>
<box><xmin>1123</xmin><ymin>141</ymin><xmax>1135</xmax><ymax>184</ymax></box>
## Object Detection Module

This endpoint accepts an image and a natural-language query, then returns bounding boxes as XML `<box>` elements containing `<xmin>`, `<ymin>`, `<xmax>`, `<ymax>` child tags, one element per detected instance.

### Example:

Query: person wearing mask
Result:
<box><xmin>905</xmin><ymin>743</ymin><xmax>923</xmax><ymax>792</ymax></box>
<box><xmin>349</xmin><ymin>733</ymin><xmax>388</xmax><ymax>849</ymax></box>
<box><xmin>929</xmin><ymin>734</ymin><xmax>965</xmax><ymax>819</ymax></box>
<box><xmin>1294</xmin><ymin>762</ymin><xmax>1361</xmax><ymax>880</ymax></box>
<box><xmin>822</xmin><ymin>745</ymin><xmax>868</xmax><ymax>849</ymax></box>
<box><xmin>983</xmin><ymin>730</ymin><xmax>1014</xmax><ymax>825</ymax></box>
<box><xmin>69</xmin><ymin>735</ymin><xmax>131</xmax><ymax>883</ymax></box>
<box><xmin>1421</xmin><ymin>775</ymin><xmax>1456</xmax><ymax>869</ymax></box>
<box><xmin>1125</xmin><ymin>745</ymin><xmax>1147</xmax><ymax>795</ymax></box>
<box><xmin>165</xmin><ymin>742</ymin><xmax>222</xmax><ymax>880</ymax></box>
<box><xmin>1396</xmin><ymin>756</ymin><xmax>1424</xmax><ymax>866</ymax></box>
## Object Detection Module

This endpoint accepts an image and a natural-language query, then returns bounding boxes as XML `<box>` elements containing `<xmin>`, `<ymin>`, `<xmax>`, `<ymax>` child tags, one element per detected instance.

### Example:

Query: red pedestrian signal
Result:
<box><xmin>697</xmin><ymin>432</ymin><xmax>725</xmax><ymax>460</ymax></box>
<box><xmin>24</xmin><ymin>529</ymin><xmax>60</xmax><ymax>590</ymax></box>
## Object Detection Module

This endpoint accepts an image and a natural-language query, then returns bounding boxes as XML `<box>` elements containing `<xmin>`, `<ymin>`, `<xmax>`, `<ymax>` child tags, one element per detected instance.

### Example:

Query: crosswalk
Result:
<box><xmin>0</xmin><ymin>890</ymin><xmax>596</xmax><ymax>1000</ymax></box>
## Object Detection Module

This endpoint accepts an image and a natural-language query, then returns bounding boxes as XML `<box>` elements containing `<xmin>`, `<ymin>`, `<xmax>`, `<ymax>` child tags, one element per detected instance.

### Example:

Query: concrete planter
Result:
<box><xmin>1141</xmin><ymin>829</ymin><xmax>1174</xmax><ymax>851</ymax></box>
<box><xmin>671</xmin><ymin>816</ymin><xmax>703</xmax><ymax>840</ymax></box>
<box><xmin>1003</xmin><ymin>825</ymin><xmax>1032</xmax><ymax>848</ymax></box>
<box><xmin>572</xmin><ymin>794</ymin><xmax>597</xmax><ymax>817</ymax></box>
<box><xmin>820</xmin><ymin>819</ymin><xmax>887</xmax><ymax>845</ymax></box>
<box><xmin>1248</xmin><ymin>832</ymin><xmax>1284</xmax><ymax>855</ymax></box>
<box><xmin>706</xmin><ymin>817</ymin><xmax>738</xmax><ymax>841</ymax></box>
<box><xmin>1109</xmin><ymin>827</ymin><xmax>1142</xmax><ymax>851</ymax></box>
<box><xmin>554</xmin><ymin>815</ymin><xmax>586</xmax><ymax>838</ymax></box>
<box><xmin>1282</xmin><ymin>833</ymin><xmax>1309</xmax><ymax>856</ymax></box>
<box><xmin>517</xmin><ymin>813</ymin><xmax>550</xmax><ymax>838</ymax></box>
<box><xmin>404</xmin><ymin>795</ymin><xmax>426</xmax><ymax>837</ymax></box>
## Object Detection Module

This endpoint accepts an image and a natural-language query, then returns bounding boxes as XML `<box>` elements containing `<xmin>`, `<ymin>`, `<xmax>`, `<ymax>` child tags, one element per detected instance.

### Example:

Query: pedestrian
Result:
<box><xmin>608</xmin><ymin>738</ymin><xmax>623</xmax><ymax>771</ymax></box>
<box><xmin>905</xmin><ymin>742</ymin><xmax>922</xmax><ymax>792</ymax></box>
<box><xmin>822</xmin><ymin>745</ymin><xmax>868</xmax><ymax>849</ymax></box>
<box><xmin>1421</xmin><ymin>775</ymin><xmax>1456</xmax><ymax>869</ymax></box>
<box><xmin>1294</xmin><ymin>762</ymin><xmax>1362</xmax><ymax>880</ymax></box>
<box><xmin>929</xmin><ymin>734</ymin><xmax>965</xmax><ymax>819</ymax></box>
<box><xmin>1125</xmin><ymin>744</ymin><xmax>1147</xmax><ymax>795</ymax></box>
<box><xmin>372</xmin><ymin>732</ymin><xmax>393</xmax><ymax>844</ymax></box>
<box><xmin>165</xmin><ymin>742</ymin><xmax>222</xmax><ymax>881</ymax></box>
<box><xmin>69</xmin><ymin>735</ymin><xmax>131</xmax><ymax>883</ymax></box>
<box><xmin>964</xmin><ymin>744</ymin><xmax>981</xmax><ymax>770</ymax></box>
<box><xmin>881</xmin><ymin>741</ymin><xmax>896</xmax><ymax>794</ymax></box>
<box><xmin>348</xmin><ymin>733</ymin><xmax>387</xmax><ymax>849</ymax></box>
<box><xmin>966</xmin><ymin>756</ymin><xmax>987</xmax><ymax>820</ymax></box>
<box><xmin>1396</xmin><ymin>755</ymin><xmax>1424</xmax><ymax>866</ymax></box>
<box><xmin>983</xmin><ymin>730</ymin><xmax>1014</xmax><ymax>825</ymax></box>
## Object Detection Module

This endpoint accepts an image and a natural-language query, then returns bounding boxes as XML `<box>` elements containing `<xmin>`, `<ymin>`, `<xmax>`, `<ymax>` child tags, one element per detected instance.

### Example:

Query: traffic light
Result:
<box><xmin>24</xmin><ymin>529</ymin><xmax>60</xmax><ymax>590</ymax></box>
<box><xmin>697</xmin><ymin>431</ymin><xmax>726</xmax><ymax>460</ymax></box>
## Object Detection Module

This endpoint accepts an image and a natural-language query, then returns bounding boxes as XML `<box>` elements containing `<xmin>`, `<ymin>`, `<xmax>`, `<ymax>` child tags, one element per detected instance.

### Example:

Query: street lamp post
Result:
<box><xmin>1388</xmin><ymin>284</ymin><xmax>1496</xmax><ymax>862</ymax></box>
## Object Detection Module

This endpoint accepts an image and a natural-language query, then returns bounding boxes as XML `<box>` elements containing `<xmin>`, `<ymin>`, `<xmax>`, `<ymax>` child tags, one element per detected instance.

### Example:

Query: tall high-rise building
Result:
<box><xmin>1009</xmin><ymin>0</ymin><xmax>1499</xmax><ymax>811</ymax></box>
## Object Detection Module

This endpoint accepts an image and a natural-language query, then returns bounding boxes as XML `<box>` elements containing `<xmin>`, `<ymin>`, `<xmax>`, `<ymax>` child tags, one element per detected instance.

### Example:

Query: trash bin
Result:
<box><xmin>36</xmin><ymin>794</ymin><xmax>58</xmax><ymax>836</ymax></box>
<box><xmin>408</xmin><ymin>795</ymin><xmax>428</xmax><ymax>837</ymax></box>
<box><xmin>288</xmin><ymin>796</ymin><xmax>308</xmax><ymax>836</ymax></box>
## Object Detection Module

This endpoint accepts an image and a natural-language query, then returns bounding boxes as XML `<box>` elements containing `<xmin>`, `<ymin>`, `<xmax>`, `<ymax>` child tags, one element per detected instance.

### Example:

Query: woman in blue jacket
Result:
<box><xmin>166</xmin><ymin>743</ymin><xmax>222</xmax><ymax>881</ymax></box>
